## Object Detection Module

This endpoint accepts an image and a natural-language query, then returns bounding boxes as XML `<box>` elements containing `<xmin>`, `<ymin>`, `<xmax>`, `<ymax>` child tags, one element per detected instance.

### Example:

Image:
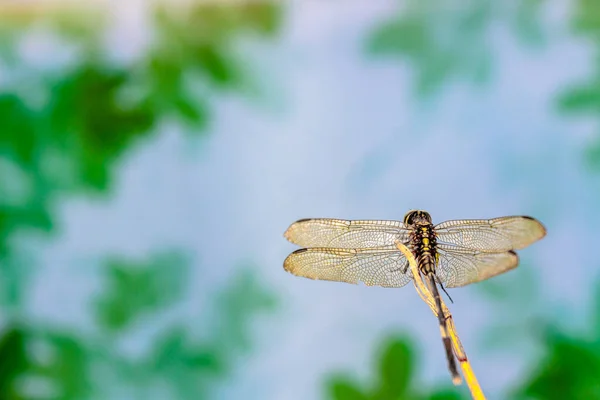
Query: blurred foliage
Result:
<box><xmin>0</xmin><ymin>327</ymin><xmax>94</xmax><ymax>400</ymax></box>
<box><xmin>366</xmin><ymin>1</ymin><xmax>600</xmax><ymax>173</ymax></box>
<box><xmin>328</xmin><ymin>279</ymin><xmax>600</xmax><ymax>400</ymax></box>
<box><xmin>557</xmin><ymin>0</ymin><xmax>600</xmax><ymax>170</ymax></box>
<box><xmin>0</xmin><ymin>255</ymin><xmax>275</xmax><ymax>399</ymax></box>
<box><xmin>29</xmin><ymin>331</ymin><xmax>92</xmax><ymax>400</ymax></box>
<box><xmin>512</xmin><ymin>281</ymin><xmax>600</xmax><ymax>399</ymax></box>
<box><xmin>149</xmin><ymin>3</ymin><xmax>279</xmax><ymax>123</ymax></box>
<box><xmin>0</xmin><ymin>2</ymin><xmax>280</xmax><ymax>306</ymax></box>
<box><xmin>366</xmin><ymin>0</ymin><xmax>546</xmax><ymax>97</ymax></box>
<box><xmin>93</xmin><ymin>263</ymin><xmax>275</xmax><ymax>399</ymax></box>
<box><xmin>0</xmin><ymin>2</ymin><xmax>281</xmax><ymax>399</ymax></box>
<box><xmin>326</xmin><ymin>336</ymin><xmax>465</xmax><ymax>400</ymax></box>
<box><xmin>95</xmin><ymin>251</ymin><xmax>188</xmax><ymax>331</ymax></box>
<box><xmin>0</xmin><ymin>328</ymin><xmax>28</xmax><ymax>400</ymax></box>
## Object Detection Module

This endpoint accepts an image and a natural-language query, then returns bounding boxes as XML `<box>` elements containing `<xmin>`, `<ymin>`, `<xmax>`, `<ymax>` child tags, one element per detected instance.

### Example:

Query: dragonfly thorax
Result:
<box><xmin>409</xmin><ymin>224</ymin><xmax>438</xmax><ymax>275</ymax></box>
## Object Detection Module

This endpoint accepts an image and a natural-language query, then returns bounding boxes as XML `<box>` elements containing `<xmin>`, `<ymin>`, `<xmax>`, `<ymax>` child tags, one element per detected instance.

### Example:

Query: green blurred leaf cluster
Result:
<box><xmin>515</xmin><ymin>332</ymin><xmax>600</xmax><ymax>399</ymax></box>
<box><xmin>556</xmin><ymin>0</ymin><xmax>600</xmax><ymax>170</ymax></box>
<box><xmin>0</xmin><ymin>327</ymin><xmax>95</xmax><ymax>400</ymax></box>
<box><xmin>511</xmin><ymin>281</ymin><xmax>600</xmax><ymax>400</ymax></box>
<box><xmin>326</xmin><ymin>280</ymin><xmax>600</xmax><ymax>400</ymax></box>
<box><xmin>366</xmin><ymin>1</ymin><xmax>600</xmax><ymax>172</ymax></box>
<box><xmin>147</xmin><ymin>3</ymin><xmax>279</xmax><ymax>126</ymax></box>
<box><xmin>327</xmin><ymin>336</ymin><xmax>465</xmax><ymax>400</ymax></box>
<box><xmin>0</xmin><ymin>253</ymin><xmax>275</xmax><ymax>399</ymax></box>
<box><xmin>91</xmin><ymin>261</ymin><xmax>275</xmax><ymax>399</ymax></box>
<box><xmin>0</xmin><ymin>2</ymin><xmax>281</xmax><ymax>399</ymax></box>
<box><xmin>366</xmin><ymin>1</ymin><xmax>546</xmax><ymax>97</ymax></box>
<box><xmin>0</xmin><ymin>1</ymin><xmax>280</xmax><ymax>256</ymax></box>
<box><xmin>0</xmin><ymin>328</ymin><xmax>28</xmax><ymax>400</ymax></box>
<box><xmin>95</xmin><ymin>251</ymin><xmax>188</xmax><ymax>331</ymax></box>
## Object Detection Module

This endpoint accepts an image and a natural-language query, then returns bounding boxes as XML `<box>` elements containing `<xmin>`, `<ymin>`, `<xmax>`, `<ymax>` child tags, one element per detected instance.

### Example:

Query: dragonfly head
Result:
<box><xmin>403</xmin><ymin>210</ymin><xmax>433</xmax><ymax>227</ymax></box>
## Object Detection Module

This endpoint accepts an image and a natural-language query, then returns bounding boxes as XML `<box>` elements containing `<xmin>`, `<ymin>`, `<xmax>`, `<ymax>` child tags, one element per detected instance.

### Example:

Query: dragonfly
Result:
<box><xmin>283</xmin><ymin>210</ymin><xmax>546</xmax><ymax>382</ymax></box>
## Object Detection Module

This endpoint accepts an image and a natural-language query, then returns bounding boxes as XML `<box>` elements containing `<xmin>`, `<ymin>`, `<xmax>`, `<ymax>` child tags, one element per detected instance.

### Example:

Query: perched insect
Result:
<box><xmin>283</xmin><ymin>210</ymin><xmax>546</xmax><ymax>380</ymax></box>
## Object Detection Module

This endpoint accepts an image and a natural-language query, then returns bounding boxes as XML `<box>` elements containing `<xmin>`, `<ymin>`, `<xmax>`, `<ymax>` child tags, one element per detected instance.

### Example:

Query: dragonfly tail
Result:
<box><xmin>426</xmin><ymin>273</ymin><xmax>460</xmax><ymax>383</ymax></box>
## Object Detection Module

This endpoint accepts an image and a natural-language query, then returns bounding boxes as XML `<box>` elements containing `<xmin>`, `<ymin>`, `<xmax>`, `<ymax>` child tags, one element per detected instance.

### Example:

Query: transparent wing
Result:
<box><xmin>435</xmin><ymin>216</ymin><xmax>546</xmax><ymax>252</ymax></box>
<box><xmin>284</xmin><ymin>218</ymin><xmax>410</xmax><ymax>249</ymax></box>
<box><xmin>436</xmin><ymin>244</ymin><xmax>519</xmax><ymax>288</ymax></box>
<box><xmin>283</xmin><ymin>245</ymin><xmax>412</xmax><ymax>288</ymax></box>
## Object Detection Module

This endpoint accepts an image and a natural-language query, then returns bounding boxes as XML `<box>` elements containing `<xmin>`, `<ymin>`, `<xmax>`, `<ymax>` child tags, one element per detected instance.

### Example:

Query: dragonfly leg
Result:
<box><xmin>401</xmin><ymin>260</ymin><xmax>410</xmax><ymax>274</ymax></box>
<box><xmin>438</xmin><ymin>280</ymin><xmax>454</xmax><ymax>304</ymax></box>
<box><xmin>389</xmin><ymin>259</ymin><xmax>410</xmax><ymax>274</ymax></box>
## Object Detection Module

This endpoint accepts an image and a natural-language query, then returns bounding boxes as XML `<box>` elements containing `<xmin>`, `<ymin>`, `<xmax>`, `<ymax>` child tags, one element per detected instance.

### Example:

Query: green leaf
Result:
<box><xmin>193</xmin><ymin>45</ymin><xmax>239</xmax><ymax>86</ymax></box>
<box><xmin>0</xmin><ymin>327</ymin><xmax>28</xmax><ymax>400</ymax></box>
<box><xmin>0</xmin><ymin>94</ymin><xmax>36</xmax><ymax>166</ymax></box>
<box><xmin>95</xmin><ymin>251</ymin><xmax>189</xmax><ymax>331</ymax></box>
<box><xmin>328</xmin><ymin>377</ymin><xmax>369</xmax><ymax>400</ymax></box>
<box><xmin>153</xmin><ymin>328</ymin><xmax>223</xmax><ymax>375</ymax></box>
<box><xmin>323</xmin><ymin>335</ymin><xmax>466</xmax><ymax>400</ymax></box>
<box><xmin>514</xmin><ymin>334</ymin><xmax>600</xmax><ymax>399</ymax></box>
<box><xmin>557</xmin><ymin>85</ymin><xmax>600</xmax><ymax>112</ymax></box>
<box><xmin>174</xmin><ymin>95</ymin><xmax>209</xmax><ymax>128</ymax></box>
<box><xmin>375</xmin><ymin>337</ymin><xmax>414</xmax><ymax>398</ymax></box>
<box><xmin>43</xmin><ymin>65</ymin><xmax>155</xmax><ymax>191</ymax></box>
<box><xmin>571</xmin><ymin>0</ymin><xmax>600</xmax><ymax>35</ymax></box>
<box><xmin>214</xmin><ymin>268</ymin><xmax>277</xmax><ymax>355</ymax></box>
<box><xmin>30</xmin><ymin>332</ymin><xmax>92</xmax><ymax>400</ymax></box>
<box><xmin>425</xmin><ymin>388</ymin><xmax>466</xmax><ymax>400</ymax></box>
<box><xmin>367</xmin><ymin>18</ymin><xmax>430</xmax><ymax>58</ymax></box>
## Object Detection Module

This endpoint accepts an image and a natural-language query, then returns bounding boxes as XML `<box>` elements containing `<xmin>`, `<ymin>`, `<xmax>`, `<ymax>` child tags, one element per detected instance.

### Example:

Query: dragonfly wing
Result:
<box><xmin>435</xmin><ymin>216</ymin><xmax>546</xmax><ymax>252</ymax></box>
<box><xmin>283</xmin><ymin>245</ymin><xmax>412</xmax><ymax>288</ymax></box>
<box><xmin>436</xmin><ymin>244</ymin><xmax>519</xmax><ymax>288</ymax></box>
<box><xmin>284</xmin><ymin>218</ymin><xmax>410</xmax><ymax>249</ymax></box>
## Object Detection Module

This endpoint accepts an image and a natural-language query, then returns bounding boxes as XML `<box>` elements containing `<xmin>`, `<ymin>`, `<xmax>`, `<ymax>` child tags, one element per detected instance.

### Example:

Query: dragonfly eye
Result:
<box><xmin>421</xmin><ymin>211</ymin><xmax>432</xmax><ymax>223</ymax></box>
<box><xmin>403</xmin><ymin>210</ymin><xmax>418</xmax><ymax>226</ymax></box>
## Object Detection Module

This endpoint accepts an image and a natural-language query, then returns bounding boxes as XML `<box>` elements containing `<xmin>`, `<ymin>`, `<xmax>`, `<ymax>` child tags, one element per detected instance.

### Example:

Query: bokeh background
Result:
<box><xmin>0</xmin><ymin>1</ymin><xmax>599</xmax><ymax>399</ymax></box>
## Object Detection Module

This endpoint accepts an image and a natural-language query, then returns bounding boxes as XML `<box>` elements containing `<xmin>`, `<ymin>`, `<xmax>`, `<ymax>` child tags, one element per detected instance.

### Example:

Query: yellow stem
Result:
<box><xmin>395</xmin><ymin>241</ymin><xmax>486</xmax><ymax>400</ymax></box>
